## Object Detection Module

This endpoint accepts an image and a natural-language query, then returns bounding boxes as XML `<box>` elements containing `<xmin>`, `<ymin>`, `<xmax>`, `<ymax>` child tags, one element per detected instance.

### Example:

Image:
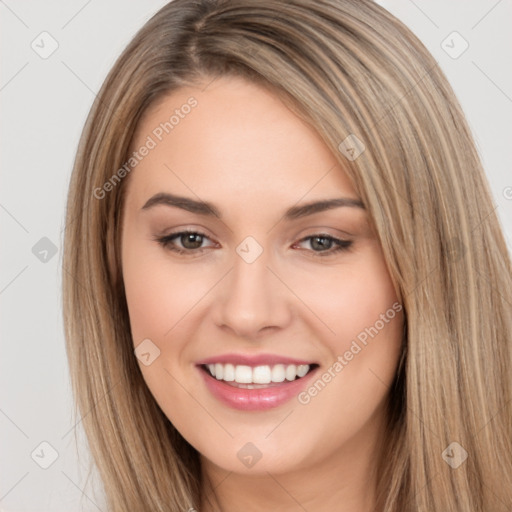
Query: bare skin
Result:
<box><xmin>121</xmin><ymin>75</ymin><xmax>404</xmax><ymax>512</ymax></box>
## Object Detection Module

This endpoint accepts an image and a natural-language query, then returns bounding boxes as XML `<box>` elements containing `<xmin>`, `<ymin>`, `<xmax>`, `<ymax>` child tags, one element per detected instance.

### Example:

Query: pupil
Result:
<box><xmin>182</xmin><ymin>233</ymin><xmax>203</xmax><ymax>249</ymax></box>
<box><xmin>312</xmin><ymin>236</ymin><xmax>331</xmax><ymax>251</ymax></box>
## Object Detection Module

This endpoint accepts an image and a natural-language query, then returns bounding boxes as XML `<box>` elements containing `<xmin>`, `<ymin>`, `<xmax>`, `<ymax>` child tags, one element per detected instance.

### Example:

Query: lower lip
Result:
<box><xmin>198</xmin><ymin>365</ymin><xmax>319</xmax><ymax>411</ymax></box>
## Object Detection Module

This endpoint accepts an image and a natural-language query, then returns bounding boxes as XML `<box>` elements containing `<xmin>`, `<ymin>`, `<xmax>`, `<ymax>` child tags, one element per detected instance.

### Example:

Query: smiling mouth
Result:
<box><xmin>200</xmin><ymin>363</ymin><xmax>319</xmax><ymax>389</ymax></box>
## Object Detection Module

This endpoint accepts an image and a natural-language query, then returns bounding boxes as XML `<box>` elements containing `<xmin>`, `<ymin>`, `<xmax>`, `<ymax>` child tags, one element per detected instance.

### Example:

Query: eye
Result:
<box><xmin>293</xmin><ymin>234</ymin><xmax>353</xmax><ymax>257</ymax></box>
<box><xmin>154</xmin><ymin>231</ymin><xmax>353</xmax><ymax>258</ymax></box>
<box><xmin>155</xmin><ymin>229</ymin><xmax>216</xmax><ymax>255</ymax></box>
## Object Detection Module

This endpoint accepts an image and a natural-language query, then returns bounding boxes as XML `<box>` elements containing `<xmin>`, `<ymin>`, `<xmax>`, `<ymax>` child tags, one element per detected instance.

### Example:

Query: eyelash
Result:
<box><xmin>154</xmin><ymin>229</ymin><xmax>353</xmax><ymax>258</ymax></box>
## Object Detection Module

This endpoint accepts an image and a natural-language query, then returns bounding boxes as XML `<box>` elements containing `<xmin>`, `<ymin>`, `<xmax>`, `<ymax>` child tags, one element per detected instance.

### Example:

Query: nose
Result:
<box><xmin>213</xmin><ymin>245</ymin><xmax>293</xmax><ymax>340</ymax></box>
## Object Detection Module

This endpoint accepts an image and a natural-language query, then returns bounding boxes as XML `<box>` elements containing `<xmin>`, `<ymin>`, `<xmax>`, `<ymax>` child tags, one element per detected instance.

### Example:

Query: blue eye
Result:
<box><xmin>155</xmin><ymin>230</ymin><xmax>353</xmax><ymax>257</ymax></box>
<box><xmin>294</xmin><ymin>234</ymin><xmax>353</xmax><ymax>256</ymax></box>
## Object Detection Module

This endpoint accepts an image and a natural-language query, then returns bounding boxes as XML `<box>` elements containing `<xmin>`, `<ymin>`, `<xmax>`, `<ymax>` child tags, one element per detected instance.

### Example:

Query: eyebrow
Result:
<box><xmin>141</xmin><ymin>192</ymin><xmax>365</xmax><ymax>220</ymax></box>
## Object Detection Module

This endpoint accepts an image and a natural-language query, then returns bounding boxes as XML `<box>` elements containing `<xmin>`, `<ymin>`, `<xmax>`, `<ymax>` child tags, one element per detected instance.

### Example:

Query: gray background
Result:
<box><xmin>1</xmin><ymin>1</ymin><xmax>511</xmax><ymax>510</ymax></box>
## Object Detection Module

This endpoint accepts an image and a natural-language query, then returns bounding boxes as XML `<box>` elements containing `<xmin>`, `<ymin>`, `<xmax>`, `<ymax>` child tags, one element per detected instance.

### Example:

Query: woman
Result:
<box><xmin>62</xmin><ymin>0</ymin><xmax>512</xmax><ymax>510</ymax></box>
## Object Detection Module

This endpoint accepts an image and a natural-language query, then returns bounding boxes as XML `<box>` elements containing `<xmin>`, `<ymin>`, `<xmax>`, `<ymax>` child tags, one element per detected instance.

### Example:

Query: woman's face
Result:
<box><xmin>121</xmin><ymin>75</ymin><xmax>403</xmax><ymax>478</ymax></box>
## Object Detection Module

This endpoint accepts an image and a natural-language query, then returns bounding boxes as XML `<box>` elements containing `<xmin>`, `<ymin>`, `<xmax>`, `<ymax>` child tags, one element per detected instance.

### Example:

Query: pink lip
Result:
<box><xmin>196</xmin><ymin>353</ymin><xmax>316</xmax><ymax>367</ymax></box>
<box><xmin>197</xmin><ymin>364</ymin><xmax>319</xmax><ymax>411</ymax></box>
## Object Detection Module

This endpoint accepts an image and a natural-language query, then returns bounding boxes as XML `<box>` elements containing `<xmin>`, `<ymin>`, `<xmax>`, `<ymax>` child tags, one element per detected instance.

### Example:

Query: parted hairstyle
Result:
<box><xmin>62</xmin><ymin>0</ymin><xmax>512</xmax><ymax>510</ymax></box>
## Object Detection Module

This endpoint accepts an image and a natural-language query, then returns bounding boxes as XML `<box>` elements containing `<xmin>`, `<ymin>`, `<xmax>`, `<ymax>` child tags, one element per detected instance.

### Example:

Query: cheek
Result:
<box><xmin>122</xmin><ymin>240</ymin><xmax>209</xmax><ymax>345</ymax></box>
<box><xmin>121</xmin><ymin>240</ymin><xmax>205</xmax><ymax>428</ymax></box>
<box><xmin>284</xmin><ymin>244</ymin><xmax>404</xmax><ymax>414</ymax></box>
<box><xmin>122</xmin><ymin>254</ymin><xmax>172</xmax><ymax>343</ymax></box>
<box><xmin>283</xmin><ymin>245</ymin><xmax>401</xmax><ymax>351</ymax></box>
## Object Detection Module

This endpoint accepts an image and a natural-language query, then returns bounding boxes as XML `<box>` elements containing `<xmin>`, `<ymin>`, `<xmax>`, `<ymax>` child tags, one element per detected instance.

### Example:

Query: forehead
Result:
<box><xmin>125</xmin><ymin>76</ymin><xmax>358</xmax><ymax>210</ymax></box>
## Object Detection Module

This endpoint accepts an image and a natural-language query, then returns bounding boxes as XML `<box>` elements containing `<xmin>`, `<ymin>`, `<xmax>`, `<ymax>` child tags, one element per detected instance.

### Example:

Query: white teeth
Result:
<box><xmin>205</xmin><ymin>363</ymin><xmax>312</xmax><ymax>384</ymax></box>
<box><xmin>214</xmin><ymin>363</ymin><xmax>223</xmax><ymax>380</ymax></box>
<box><xmin>235</xmin><ymin>365</ymin><xmax>252</xmax><ymax>383</ymax></box>
<box><xmin>285</xmin><ymin>364</ymin><xmax>297</xmax><ymax>381</ymax></box>
<box><xmin>297</xmin><ymin>364</ymin><xmax>309</xmax><ymax>377</ymax></box>
<box><xmin>271</xmin><ymin>364</ymin><xmax>286</xmax><ymax>382</ymax></box>
<box><xmin>253</xmin><ymin>365</ymin><xmax>272</xmax><ymax>384</ymax></box>
<box><xmin>223</xmin><ymin>363</ymin><xmax>235</xmax><ymax>381</ymax></box>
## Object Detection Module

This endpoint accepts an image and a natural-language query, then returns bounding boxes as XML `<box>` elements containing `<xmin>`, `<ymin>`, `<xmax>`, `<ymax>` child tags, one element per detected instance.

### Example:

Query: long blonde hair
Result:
<box><xmin>62</xmin><ymin>0</ymin><xmax>512</xmax><ymax>510</ymax></box>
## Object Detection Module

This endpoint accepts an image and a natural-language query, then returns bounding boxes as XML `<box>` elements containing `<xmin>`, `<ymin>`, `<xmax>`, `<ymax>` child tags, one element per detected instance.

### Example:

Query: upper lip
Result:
<box><xmin>196</xmin><ymin>353</ymin><xmax>317</xmax><ymax>367</ymax></box>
